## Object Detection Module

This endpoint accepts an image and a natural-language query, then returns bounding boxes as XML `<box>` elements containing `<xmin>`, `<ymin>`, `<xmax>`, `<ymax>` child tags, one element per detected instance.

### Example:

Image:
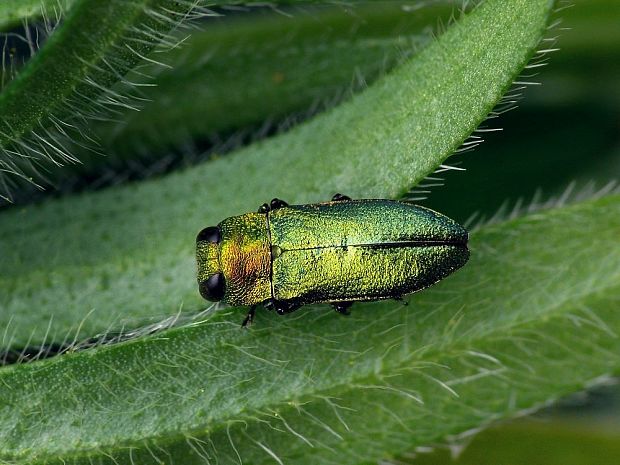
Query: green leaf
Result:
<box><xmin>0</xmin><ymin>0</ymin><xmax>554</xmax><ymax>347</ymax></box>
<box><xmin>0</xmin><ymin>0</ymin><xmax>201</xmax><ymax>197</ymax></box>
<box><xmin>93</xmin><ymin>3</ymin><xmax>453</xmax><ymax>163</ymax></box>
<box><xmin>1</xmin><ymin>194</ymin><xmax>618</xmax><ymax>464</ymax></box>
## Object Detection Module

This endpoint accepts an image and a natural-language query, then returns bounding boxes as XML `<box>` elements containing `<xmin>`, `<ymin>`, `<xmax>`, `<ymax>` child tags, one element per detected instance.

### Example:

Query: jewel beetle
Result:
<box><xmin>196</xmin><ymin>194</ymin><xmax>469</xmax><ymax>325</ymax></box>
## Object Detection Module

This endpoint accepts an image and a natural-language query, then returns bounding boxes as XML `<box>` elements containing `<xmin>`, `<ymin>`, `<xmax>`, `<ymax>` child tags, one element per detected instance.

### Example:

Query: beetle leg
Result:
<box><xmin>333</xmin><ymin>301</ymin><xmax>353</xmax><ymax>315</ymax></box>
<box><xmin>331</xmin><ymin>193</ymin><xmax>351</xmax><ymax>202</ymax></box>
<box><xmin>270</xmin><ymin>198</ymin><xmax>289</xmax><ymax>210</ymax></box>
<box><xmin>258</xmin><ymin>198</ymin><xmax>288</xmax><ymax>213</ymax></box>
<box><xmin>241</xmin><ymin>305</ymin><xmax>257</xmax><ymax>327</ymax></box>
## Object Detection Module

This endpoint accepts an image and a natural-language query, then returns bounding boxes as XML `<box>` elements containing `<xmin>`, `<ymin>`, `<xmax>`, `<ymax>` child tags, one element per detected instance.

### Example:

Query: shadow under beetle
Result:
<box><xmin>196</xmin><ymin>194</ymin><xmax>469</xmax><ymax>326</ymax></box>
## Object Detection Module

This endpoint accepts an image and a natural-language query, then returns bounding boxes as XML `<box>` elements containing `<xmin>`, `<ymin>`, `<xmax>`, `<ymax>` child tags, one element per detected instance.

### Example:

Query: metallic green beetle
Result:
<box><xmin>196</xmin><ymin>194</ymin><xmax>469</xmax><ymax>325</ymax></box>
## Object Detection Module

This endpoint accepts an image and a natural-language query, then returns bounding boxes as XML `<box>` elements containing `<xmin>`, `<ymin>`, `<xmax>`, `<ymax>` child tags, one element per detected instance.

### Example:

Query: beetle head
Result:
<box><xmin>196</xmin><ymin>225</ymin><xmax>226</xmax><ymax>301</ymax></box>
<box><xmin>196</xmin><ymin>213</ymin><xmax>272</xmax><ymax>306</ymax></box>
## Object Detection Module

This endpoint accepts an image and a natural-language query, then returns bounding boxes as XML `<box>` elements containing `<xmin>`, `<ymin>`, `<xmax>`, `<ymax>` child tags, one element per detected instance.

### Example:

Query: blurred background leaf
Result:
<box><xmin>0</xmin><ymin>0</ymin><xmax>74</xmax><ymax>31</ymax></box>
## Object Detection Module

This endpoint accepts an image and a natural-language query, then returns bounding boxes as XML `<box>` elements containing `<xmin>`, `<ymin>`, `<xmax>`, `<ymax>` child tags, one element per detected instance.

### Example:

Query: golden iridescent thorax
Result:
<box><xmin>196</xmin><ymin>194</ymin><xmax>469</xmax><ymax>325</ymax></box>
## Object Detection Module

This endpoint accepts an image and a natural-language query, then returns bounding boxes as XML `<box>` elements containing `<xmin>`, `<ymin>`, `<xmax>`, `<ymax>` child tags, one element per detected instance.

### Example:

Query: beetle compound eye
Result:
<box><xmin>199</xmin><ymin>273</ymin><xmax>226</xmax><ymax>301</ymax></box>
<box><xmin>196</xmin><ymin>226</ymin><xmax>221</xmax><ymax>244</ymax></box>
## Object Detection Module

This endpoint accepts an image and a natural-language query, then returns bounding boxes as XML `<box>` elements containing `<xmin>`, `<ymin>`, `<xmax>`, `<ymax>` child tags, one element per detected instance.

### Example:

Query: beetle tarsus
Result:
<box><xmin>333</xmin><ymin>301</ymin><xmax>353</xmax><ymax>315</ymax></box>
<box><xmin>270</xmin><ymin>198</ymin><xmax>289</xmax><ymax>210</ymax></box>
<box><xmin>258</xmin><ymin>198</ymin><xmax>289</xmax><ymax>213</ymax></box>
<box><xmin>332</xmin><ymin>193</ymin><xmax>351</xmax><ymax>202</ymax></box>
<box><xmin>241</xmin><ymin>305</ymin><xmax>257</xmax><ymax>327</ymax></box>
<box><xmin>264</xmin><ymin>298</ymin><xmax>300</xmax><ymax>315</ymax></box>
<box><xmin>393</xmin><ymin>296</ymin><xmax>409</xmax><ymax>306</ymax></box>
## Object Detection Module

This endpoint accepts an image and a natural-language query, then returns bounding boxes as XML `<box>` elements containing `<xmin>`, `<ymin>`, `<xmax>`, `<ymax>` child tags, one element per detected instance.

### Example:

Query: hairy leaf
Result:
<box><xmin>0</xmin><ymin>0</ymin><xmax>203</xmax><ymax>197</ymax></box>
<box><xmin>4</xmin><ymin>2</ymin><xmax>454</xmax><ymax>202</ymax></box>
